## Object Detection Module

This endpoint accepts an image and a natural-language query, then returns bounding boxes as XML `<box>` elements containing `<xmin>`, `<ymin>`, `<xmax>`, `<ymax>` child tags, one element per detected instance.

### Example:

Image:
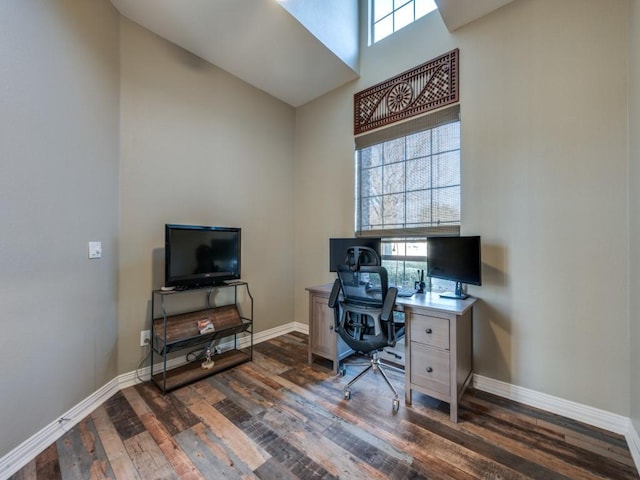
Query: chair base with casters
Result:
<box><xmin>339</xmin><ymin>351</ymin><xmax>404</xmax><ymax>411</ymax></box>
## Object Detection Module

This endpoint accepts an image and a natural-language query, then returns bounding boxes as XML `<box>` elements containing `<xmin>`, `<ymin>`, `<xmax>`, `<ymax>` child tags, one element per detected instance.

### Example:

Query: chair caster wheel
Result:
<box><xmin>339</xmin><ymin>366</ymin><xmax>346</xmax><ymax>377</ymax></box>
<box><xmin>392</xmin><ymin>399</ymin><xmax>400</xmax><ymax>412</ymax></box>
<box><xmin>344</xmin><ymin>389</ymin><xmax>351</xmax><ymax>400</ymax></box>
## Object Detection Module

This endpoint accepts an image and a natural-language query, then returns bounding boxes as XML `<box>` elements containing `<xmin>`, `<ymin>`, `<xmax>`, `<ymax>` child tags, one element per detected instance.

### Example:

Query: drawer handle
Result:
<box><xmin>425</xmin><ymin>328</ymin><xmax>433</xmax><ymax>334</ymax></box>
<box><xmin>329</xmin><ymin>325</ymin><xmax>334</xmax><ymax>331</ymax></box>
<box><xmin>426</xmin><ymin>367</ymin><xmax>433</xmax><ymax>373</ymax></box>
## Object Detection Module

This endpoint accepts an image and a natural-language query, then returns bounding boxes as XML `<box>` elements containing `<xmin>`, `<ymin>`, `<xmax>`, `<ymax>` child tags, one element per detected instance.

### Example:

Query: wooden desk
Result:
<box><xmin>306</xmin><ymin>284</ymin><xmax>476</xmax><ymax>422</ymax></box>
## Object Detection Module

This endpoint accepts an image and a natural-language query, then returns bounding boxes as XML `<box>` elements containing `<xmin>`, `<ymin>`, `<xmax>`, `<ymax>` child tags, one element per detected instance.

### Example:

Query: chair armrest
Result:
<box><xmin>328</xmin><ymin>279</ymin><xmax>341</xmax><ymax>309</ymax></box>
<box><xmin>328</xmin><ymin>279</ymin><xmax>342</xmax><ymax>331</ymax></box>
<box><xmin>381</xmin><ymin>287</ymin><xmax>397</xmax><ymax>322</ymax></box>
<box><xmin>382</xmin><ymin>287</ymin><xmax>398</xmax><ymax>345</ymax></box>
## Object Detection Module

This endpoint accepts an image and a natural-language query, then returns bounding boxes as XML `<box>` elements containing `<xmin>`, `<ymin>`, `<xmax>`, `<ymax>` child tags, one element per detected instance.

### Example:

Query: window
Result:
<box><xmin>371</xmin><ymin>0</ymin><xmax>438</xmax><ymax>43</ymax></box>
<box><xmin>380</xmin><ymin>238</ymin><xmax>457</xmax><ymax>292</ymax></box>
<box><xmin>380</xmin><ymin>237</ymin><xmax>426</xmax><ymax>288</ymax></box>
<box><xmin>355</xmin><ymin>105</ymin><xmax>461</xmax><ymax>290</ymax></box>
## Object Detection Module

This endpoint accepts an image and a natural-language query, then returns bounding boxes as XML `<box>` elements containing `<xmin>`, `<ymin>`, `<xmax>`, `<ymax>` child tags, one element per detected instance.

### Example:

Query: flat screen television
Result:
<box><xmin>427</xmin><ymin>235</ymin><xmax>481</xmax><ymax>299</ymax></box>
<box><xmin>329</xmin><ymin>237</ymin><xmax>381</xmax><ymax>271</ymax></box>
<box><xmin>165</xmin><ymin>224</ymin><xmax>241</xmax><ymax>288</ymax></box>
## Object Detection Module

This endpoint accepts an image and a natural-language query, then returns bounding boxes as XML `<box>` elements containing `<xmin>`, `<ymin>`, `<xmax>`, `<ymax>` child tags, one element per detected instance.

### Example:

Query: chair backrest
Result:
<box><xmin>330</xmin><ymin>265</ymin><xmax>399</xmax><ymax>353</ymax></box>
<box><xmin>344</xmin><ymin>246</ymin><xmax>380</xmax><ymax>271</ymax></box>
<box><xmin>336</xmin><ymin>264</ymin><xmax>387</xmax><ymax>307</ymax></box>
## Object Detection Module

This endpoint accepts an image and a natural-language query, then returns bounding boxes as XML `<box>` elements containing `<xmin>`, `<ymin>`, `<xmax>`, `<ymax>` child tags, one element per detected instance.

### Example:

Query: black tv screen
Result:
<box><xmin>165</xmin><ymin>224</ymin><xmax>241</xmax><ymax>288</ymax></box>
<box><xmin>329</xmin><ymin>237</ymin><xmax>381</xmax><ymax>271</ymax></box>
<box><xmin>427</xmin><ymin>236</ymin><xmax>482</xmax><ymax>286</ymax></box>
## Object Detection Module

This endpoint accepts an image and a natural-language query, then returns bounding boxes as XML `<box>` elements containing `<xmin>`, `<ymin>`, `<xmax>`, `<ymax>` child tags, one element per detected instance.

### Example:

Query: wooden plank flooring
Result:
<box><xmin>10</xmin><ymin>332</ymin><xmax>639</xmax><ymax>479</ymax></box>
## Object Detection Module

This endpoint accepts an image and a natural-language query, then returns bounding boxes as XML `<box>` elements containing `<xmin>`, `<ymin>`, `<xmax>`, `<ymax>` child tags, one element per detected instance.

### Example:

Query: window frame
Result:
<box><xmin>370</xmin><ymin>0</ymin><xmax>438</xmax><ymax>44</ymax></box>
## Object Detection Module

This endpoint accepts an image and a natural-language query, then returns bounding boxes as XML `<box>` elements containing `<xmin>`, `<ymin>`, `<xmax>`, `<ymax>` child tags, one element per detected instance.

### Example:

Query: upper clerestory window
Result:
<box><xmin>371</xmin><ymin>0</ymin><xmax>437</xmax><ymax>44</ymax></box>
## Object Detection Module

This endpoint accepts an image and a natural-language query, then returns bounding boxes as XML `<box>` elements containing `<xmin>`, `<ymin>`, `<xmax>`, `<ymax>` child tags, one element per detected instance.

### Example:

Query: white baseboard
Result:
<box><xmin>0</xmin><ymin>377</ymin><xmax>121</xmax><ymax>480</ymax></box>
<box><xmin>1</xmin><ymin>328</ymin><xmax>636</xmax><ymax>479</ymax></box>
<box><xmin>472</xmin><ymin>374</ymin><xmax>630</xmax><ymax>434</ymax></box>
<box><xmin>473</xmin><ymin>374</ymin><xmax>640</xmax><ymax>473</ymax></box>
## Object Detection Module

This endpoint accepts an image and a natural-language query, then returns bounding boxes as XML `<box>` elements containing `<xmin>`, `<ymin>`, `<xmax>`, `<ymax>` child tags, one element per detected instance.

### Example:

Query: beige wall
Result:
<box><xmin>460</xmin><ymin>0</ymin><xmax>628</xmax><ymax>412</ymax></box>
<box><xmin>117</xmin><ymin>18</ymin><xmax>296</xmax><ymax>372</ymax></box>
<box><xmin>295</xmin><ymin>0</ymin><xmax>631</xmax><ymax>414</ymax></box>
<box><xmin>0</xmin><ymin>0</ymin><xmax>120</xmax><ymax>457</ymax></box>
<box><xmin>630</xmin><ymin>0</ymin><xmax>640</xmax><ymax>432</ymax></box>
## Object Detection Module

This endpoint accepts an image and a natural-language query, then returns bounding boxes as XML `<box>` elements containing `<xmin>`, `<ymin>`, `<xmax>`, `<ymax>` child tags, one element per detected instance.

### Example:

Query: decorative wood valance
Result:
<box><xmin>354</xmin><ymin>48</ymin><xmax>459</xmax><ymax>135</ymax></box>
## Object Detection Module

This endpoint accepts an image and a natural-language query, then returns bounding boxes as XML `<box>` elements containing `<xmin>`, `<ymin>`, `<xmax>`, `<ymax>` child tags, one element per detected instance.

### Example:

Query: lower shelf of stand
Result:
<box><xmin>151</xmin><ymin>349</ymin><xmax>250</xmax><ymax>392</ymax></box>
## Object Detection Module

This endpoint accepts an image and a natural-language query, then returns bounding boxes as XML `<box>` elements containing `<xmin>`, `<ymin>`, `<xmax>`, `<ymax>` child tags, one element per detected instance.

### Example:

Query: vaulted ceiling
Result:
<box><xmin>109</xmin><ymin>0</ymin><xmax>515</xmax><ymax>107</ymax></box>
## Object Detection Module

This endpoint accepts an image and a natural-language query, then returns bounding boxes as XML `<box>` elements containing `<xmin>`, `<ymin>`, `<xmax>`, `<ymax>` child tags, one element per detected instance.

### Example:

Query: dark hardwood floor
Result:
<box><xmin>10</xmin><ymin>332</ymin><xmax>639</xmax><ymax>479</ymax></box>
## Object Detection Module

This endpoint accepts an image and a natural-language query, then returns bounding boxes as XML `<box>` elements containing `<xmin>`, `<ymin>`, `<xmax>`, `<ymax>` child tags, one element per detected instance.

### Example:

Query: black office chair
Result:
<box><xmin>328</xmin><ymin>264</ymin><xmax>404</xmax><ymax>411</ymax></box>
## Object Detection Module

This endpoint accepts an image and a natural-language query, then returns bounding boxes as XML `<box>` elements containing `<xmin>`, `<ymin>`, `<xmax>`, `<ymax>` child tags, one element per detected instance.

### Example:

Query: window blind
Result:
<box><xmin>355</xmin><ymin>104</ymin><xmax>461</xmax><ymax>238</ymax></box>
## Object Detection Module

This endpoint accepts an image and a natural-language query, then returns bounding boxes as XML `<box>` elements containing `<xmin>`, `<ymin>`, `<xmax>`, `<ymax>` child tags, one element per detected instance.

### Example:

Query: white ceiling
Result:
<box><xmin>109</xmin><ymin>0</ymin><xmax>515</xmax><ymax>107</ymax></box>
<box><xmin>435</xmin><ymin>0</ymin><xmax>516</xmax><ymax>32</ymax></box>
<box><xmin>109</xmin><ymin>0</ymin><xmax>359</xmax><ymax>107</ymax></box>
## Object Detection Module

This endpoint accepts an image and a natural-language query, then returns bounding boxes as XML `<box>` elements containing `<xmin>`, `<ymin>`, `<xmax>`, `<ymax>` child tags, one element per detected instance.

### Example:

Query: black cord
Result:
<box><xmin>186</xmin><ymin>348</ymin><xmax>206</xmax><ymax>363</ymax></box>
<box><xmin>135</xmin><ymin>345</ymin><xmax>151</xmax><ymax>383</ymax></box>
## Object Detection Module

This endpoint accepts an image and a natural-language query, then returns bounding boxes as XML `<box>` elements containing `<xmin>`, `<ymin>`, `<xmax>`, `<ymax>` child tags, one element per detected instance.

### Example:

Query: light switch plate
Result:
<box><xmin>88</xmin><ymin>241</ymin><xmax>102</xmax><ymax>259</ymax></box>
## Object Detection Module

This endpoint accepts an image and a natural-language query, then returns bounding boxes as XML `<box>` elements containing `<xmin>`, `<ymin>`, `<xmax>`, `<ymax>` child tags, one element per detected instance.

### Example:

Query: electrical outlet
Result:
<box><xmin>140</xmin><ymin>330</ymin><xmax>151</xmax><ymax>347</ymax></box>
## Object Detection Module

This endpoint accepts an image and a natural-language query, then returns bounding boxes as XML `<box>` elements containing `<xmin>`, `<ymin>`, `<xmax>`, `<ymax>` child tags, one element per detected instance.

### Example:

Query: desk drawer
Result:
<box><xmin>410</xmin><ymin>342</ymin><xmax>450</xmax><ymax>396</ymax></box>
<box><xmin>411</xmin><ymin>314</ymin><xmax>449</xmax><ymax>349</ymax></box>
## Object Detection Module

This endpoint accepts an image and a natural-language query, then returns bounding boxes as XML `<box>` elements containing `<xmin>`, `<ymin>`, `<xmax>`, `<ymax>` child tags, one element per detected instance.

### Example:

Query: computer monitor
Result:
<box><xmin>329</xmin><ymin>237</ymin><xmax>381</xmax><ymax>272</ymax></box>
<box><xmin>165</xmin><ymin>224</ymin><xmax>241</xmax><ymax>288</ymax></box>
<box><xmin>427</xmin><ymin>235</ymin><xmax>481</xmax><ymax>299</ymax></box>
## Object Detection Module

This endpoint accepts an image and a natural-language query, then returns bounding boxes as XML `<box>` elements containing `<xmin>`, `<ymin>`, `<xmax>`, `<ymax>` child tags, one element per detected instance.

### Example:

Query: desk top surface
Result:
<box><xmin>306</xmin><ymin>283</ymin><xmax>477</xmax><ymax>316</ymax></box>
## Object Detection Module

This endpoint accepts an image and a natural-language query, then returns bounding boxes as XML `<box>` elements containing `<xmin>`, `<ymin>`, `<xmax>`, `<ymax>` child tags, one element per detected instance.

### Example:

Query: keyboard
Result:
<box><xmin>365</xmin><ymin>285</ymin><xmax>415</xmax><ymax>297</ymax></box>
<box><xmin>396</xmin><ymin>288</ymin><xmax>416</xmax><ymax>298</ymax></box>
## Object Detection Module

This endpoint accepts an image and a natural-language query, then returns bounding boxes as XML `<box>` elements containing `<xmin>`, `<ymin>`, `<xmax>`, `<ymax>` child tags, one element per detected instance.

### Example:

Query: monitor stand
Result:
<box><xmin>439</xmin><ymin>281</ymin><xmax>468</xmax><ymax>300</ymax></box>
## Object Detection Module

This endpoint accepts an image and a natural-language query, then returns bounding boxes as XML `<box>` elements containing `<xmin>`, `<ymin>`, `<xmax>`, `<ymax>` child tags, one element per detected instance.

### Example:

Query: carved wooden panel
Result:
<box><xmin>354</xmin><ymin>49</ymin><xmax>459</xmax><ymax>135</ymax></box>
